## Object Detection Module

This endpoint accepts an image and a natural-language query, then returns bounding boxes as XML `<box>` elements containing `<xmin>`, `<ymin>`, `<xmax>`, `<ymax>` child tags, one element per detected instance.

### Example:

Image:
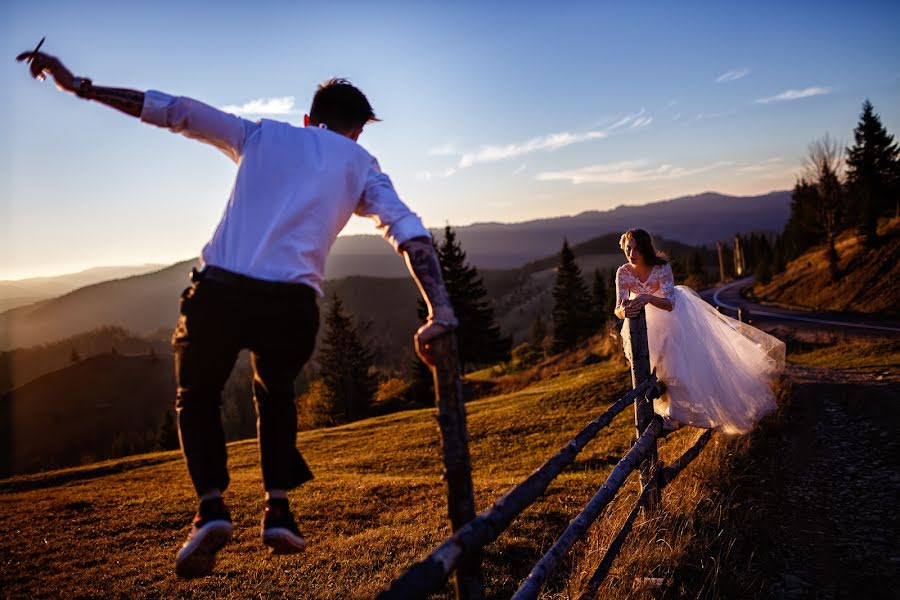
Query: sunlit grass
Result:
<box><xmin>787</xmin><ymin>336</ymin><xmax>900</xmax><ymax>371</ymax></box>
<box><xmin>0</xmin><ymin>358</ymin><xmax>642</xmax><ymax>598</ymax></box>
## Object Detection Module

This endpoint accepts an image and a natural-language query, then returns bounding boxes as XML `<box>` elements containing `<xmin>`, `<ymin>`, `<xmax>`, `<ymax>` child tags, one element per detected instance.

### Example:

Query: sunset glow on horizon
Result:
<box><xmin>3</xmin><ymin>0</ymin><xmax>899</xmax><ymax>280</ymax></box>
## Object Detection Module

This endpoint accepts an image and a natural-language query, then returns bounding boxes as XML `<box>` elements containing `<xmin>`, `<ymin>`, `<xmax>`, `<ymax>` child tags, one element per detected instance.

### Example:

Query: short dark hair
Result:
<box><xmin>308</xmin><ymin>78</ymin><xmax>379</xmax><ymax>133</ymax></box>
<box><xmin>619</xmin><ymin>228</ymin><xmax>668</xmax><ymax>265</ymax></box>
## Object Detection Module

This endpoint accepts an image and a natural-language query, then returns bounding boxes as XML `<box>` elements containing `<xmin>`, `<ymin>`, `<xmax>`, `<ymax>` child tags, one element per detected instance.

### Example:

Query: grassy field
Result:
<box><xmin>786</xmin><ymin>335</ymin><xmax>900</xmax><ymax>371</ymax></box>
<box><xmin>5</xmin><ymin>332</ymin><xmax>890</xmax><ymax>598</ymax></box>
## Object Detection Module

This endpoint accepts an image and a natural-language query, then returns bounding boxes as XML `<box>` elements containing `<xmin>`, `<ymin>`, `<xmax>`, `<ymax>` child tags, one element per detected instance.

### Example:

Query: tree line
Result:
<box><xmin>301</xmin><ymin>229</ymin><xmax>628</xmax><ymax>429</ymax></box>
<box><xmin>763</xmin><ymin>100</ymin><xmax>899</xmax><ymax>281</ymax></box>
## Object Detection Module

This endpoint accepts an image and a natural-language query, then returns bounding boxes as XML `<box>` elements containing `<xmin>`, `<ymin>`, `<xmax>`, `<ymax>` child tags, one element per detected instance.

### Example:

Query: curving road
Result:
<box><xmin>699</xmin><ymin>277</ymin><xmax>900</xmax><ymax>336</ymax></box>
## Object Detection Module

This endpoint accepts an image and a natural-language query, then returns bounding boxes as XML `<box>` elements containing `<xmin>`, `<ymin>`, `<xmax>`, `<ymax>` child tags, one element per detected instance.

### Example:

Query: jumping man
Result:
<box><xmin>17</xmin><ymin>45</ymin><xmax>458</xmax><ymax>578</ymax></box>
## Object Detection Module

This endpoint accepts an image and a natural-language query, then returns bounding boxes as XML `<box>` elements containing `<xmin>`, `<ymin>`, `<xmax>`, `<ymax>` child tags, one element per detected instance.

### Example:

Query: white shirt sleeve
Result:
<box><xmin>140</xmin><ymin>90</ymin><xmax>258</xmax><ymax>163</ymax></box>
<box><xmin>357</xmin><ymin>160</ymin><xmax>431</xmax><ymax>252</ymax></box>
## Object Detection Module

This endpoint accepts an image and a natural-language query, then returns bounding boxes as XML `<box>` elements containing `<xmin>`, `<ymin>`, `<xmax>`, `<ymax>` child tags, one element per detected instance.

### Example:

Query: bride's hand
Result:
<box><xmin>622</xmin><ymin>300</ymin><xmax>642</xmax><ymax>318</ymax></box>
<box><xmin>624</xmin><ymin>294</ymin><xmax>653</xmax><ymax>318</ymax></box>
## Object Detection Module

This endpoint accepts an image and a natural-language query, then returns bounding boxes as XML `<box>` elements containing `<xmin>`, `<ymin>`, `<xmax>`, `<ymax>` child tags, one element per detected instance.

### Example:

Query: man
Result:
<box><xmin>18</xmin><ymin>46</ymin><xmax>458</xmax><ymax>578</ymax></box>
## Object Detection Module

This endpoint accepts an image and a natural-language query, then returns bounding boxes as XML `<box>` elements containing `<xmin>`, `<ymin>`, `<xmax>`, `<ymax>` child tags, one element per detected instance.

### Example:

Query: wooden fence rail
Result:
<box><xmin>577</xmin><ymin>429</ymin><xmax>713</xmax><ymax>600</ymax></box>
<box><xmin>511</xmin><ymin>416</ymin><xmax>664</xmax><ymax>599</ymax></box>
<box><xmin>382</xmin><ymin>307</ymin><xmax>715</xmax><ymax>599</ymax></box>
<box><xmin>377</xmin><ymin>377</ymin><xmax>660</xmax><ymax>600</ymax></box>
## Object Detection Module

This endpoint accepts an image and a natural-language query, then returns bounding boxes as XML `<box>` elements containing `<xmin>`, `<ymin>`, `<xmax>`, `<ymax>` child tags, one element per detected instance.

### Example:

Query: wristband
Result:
<box><xmin>73</xmin><ymin>77</ymin><xmax>94</xmax><ymax>99</ymax></box>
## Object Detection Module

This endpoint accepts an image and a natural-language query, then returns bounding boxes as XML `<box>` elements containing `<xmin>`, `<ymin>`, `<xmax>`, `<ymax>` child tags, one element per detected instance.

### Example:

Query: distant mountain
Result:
<box><xmin>0</xmin><ymin>264</ymin><xmax>165</xmax><ymax>312</ymax></box>
<box><xmin>0</xmin><ymin>190</ymin><xmax>786</xmax><ymax>351</ymax></box>
<box><xmin>326</xmin><ymin>190</ymin><xmax>791</xmax><ymax>277</ymax></box>
<box><xmin>0</xmin><ymin>260</ymin><xmax>201</xmax><ymax>351</ymax></box>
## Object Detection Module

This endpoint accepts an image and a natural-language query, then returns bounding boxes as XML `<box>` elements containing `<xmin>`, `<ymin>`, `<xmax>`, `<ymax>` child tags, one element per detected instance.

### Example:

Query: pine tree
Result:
<box><xmin>551</xmin><ymin>240</ymin><xmax>592</xmax><ymax>352</ymax></box>
<box><xmin>846</xmin><ymin>100</ymin><xmax>900</xmax><ymax>239</ymax></box>
<box><xmin>589</xmin><ymin>269</ymin><xmax>609</xmax><ymax>331</ymax></box>
<box><xmin>530</xmin><ymin>315</ymin><xmax>548</xmax><ymax>347</ymax></box>
<box><xmin>437</xmin><ymin>226</ymin><xmax>510</xmax><ymax>367</ymax></box>
<box><xmin>318</xmin><ymin>294</ymin><xmax>377</xmax><ymax>423</ymax></box>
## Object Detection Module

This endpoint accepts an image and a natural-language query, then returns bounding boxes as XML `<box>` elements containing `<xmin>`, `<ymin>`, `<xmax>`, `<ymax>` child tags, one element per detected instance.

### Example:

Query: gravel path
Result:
<box><xmin>758</xmin><ymin>365</ymin><xmax>899</xmax><ymax>599</ymax></box>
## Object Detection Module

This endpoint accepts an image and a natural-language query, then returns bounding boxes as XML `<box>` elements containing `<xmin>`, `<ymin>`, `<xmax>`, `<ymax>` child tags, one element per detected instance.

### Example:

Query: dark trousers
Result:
<box><xmin>173</xmin><ymin>268</ymin><xmax>318</xmax><ymax>495</ymax></box>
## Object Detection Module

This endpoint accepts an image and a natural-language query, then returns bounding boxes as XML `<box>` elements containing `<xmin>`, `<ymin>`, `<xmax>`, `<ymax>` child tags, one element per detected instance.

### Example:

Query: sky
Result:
<box><xmin>2</xmin><ymin>0</ymin><xmax>899</xmax><ymax>280</ymax></box>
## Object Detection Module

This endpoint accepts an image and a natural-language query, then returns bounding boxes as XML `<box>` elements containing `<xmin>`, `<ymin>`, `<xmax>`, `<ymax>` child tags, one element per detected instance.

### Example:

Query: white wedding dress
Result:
<box><xmin>616</xmin><ymin>263</ymin><xmax>785</xmax><ymax>434</ymax></box>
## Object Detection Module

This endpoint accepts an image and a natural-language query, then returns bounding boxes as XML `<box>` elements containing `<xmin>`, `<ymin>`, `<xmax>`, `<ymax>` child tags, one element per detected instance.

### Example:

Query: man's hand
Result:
<box><xmin>401</xmin><ymin>237</ymin><xmax>458</xmax><ymax>367</ymax></box>
<box><xmin>415</xmin><ymin>320</ymin><xmax>457</xmax><ymax>367</ymax></box>
<box><xmin>16</xmin><ymin>50</ymin><xmax>75</xmax><ymax>93</ymax></box>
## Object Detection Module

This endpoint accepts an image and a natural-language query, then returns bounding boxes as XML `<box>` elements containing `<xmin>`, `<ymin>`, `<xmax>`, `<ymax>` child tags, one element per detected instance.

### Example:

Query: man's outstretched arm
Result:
<box><xmin>16</xmin><ymin>48</ymin><xmax>249</xmax><ymax>160</ymax></box>
<box><xmin>17</xmin><ymin>50</ymin><xmax>145</xmax><ymax>117</ymax></box>
<box><xmin>400</xmin><ymin>237</ymin><xmax>458</xmax><ymax>366</ymax></box>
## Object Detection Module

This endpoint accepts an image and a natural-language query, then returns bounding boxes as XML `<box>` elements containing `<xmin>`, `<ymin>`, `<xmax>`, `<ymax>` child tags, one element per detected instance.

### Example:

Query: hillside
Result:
<box><xmin>0</xmin><ymin>264</ymin><xmax>165</xmax><ymax>312</ymax></box>
<box><xmin>329</xmin><ymin>190</ymin><xmax>790</xmax><ymax>277</ymax></box>
<box><xmin>752</xmin><ymin>218</ymin><xmax>900</xmax><ymax>315</ymax></box>
<box><xmin>0</xmin><ymin>353</ymin><xmax>174</xmax><ymax>477</ymax></box>
<box><xmin>0</xmin><ymin>353</ymin><xmax>714</xmax><ymax>599</ymax></box>
<box><xmin>0</xmin><ymin>326</ymin><xmax>170</xmax><ymax>394</ymax></box>
<box><xmin>2</xmin><ymin>331</ymin><xmax>896</xmax><ymax>598</ymax></box>
<box><xmin>0</xmin><ymin>230</ymin><xmax>711</xmax><ymax>354</ymax></box>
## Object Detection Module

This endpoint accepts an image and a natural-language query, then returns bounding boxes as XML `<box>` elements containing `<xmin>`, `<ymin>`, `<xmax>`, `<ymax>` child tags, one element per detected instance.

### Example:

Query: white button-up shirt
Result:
<box><xmin>140</xmin><ymin>90</ymin><xmax>430</xmax><ymax>295</ymax></box>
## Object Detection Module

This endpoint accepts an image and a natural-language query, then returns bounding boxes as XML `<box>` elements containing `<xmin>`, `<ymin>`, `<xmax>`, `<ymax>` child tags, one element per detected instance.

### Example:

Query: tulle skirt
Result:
<box><xmin>622</xmin><ymin>286</ymin><xmax>785</xmax><ymax>435</ymax></box>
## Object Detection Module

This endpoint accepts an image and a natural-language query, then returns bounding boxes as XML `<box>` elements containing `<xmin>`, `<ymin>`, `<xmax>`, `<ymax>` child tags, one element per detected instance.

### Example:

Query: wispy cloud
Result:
<box><xmin>716</xmin><ymin>68</ymin><xmax>750</xmax><ymax>83</ymax></box>
<box><xmin>427</xmin><ymin>143</ymin><xmax>457</xmax><ymax>157</ymax></box>
<box><xmin>512</xmin><ymin>164</ymin><xmax>527</xmax><ymax>175</ymax></box>
<box><xmin>458</xmin><ymin>129</ymin><xmax>609</xmax><ymax>168</ymax></box>
<box><xmin>220</xmin><ymin>96</ymin><xmax>298</xmax><ymax>116</ymax></box>
<box><xmin>416</xmin><ymin>167</ymin><xmax>458</xmax><ymax>181</ymax></box>
<box><xmin>608</xmin><ymin>109</ymin><xmax>647</xmax><ymax>130</ymax></box>
<box><xmin>756</xmin><ymin>87</ymin><xmax>832</xmax><ymax>104</ymax></box>
<box><xmin>737</xmin><ymin>157</ymin><xmax>784</xmax><ymax>173</ymax></box>
<box><xmin>631</xmin><ymin>116</ymin><xmax>653</xmax><ymax>129</ymax></box>
<box><xmin>536</xmin><ymin>159</ymin><xmax>733</xmax><ymax>185</ymax></box>
<box><xmin>693</xmin><ymin>109</ymin><xmax>737</xmax><ymax>121</ymax></box>
<box><xmin>427</xmin><ymin>109</ymin><xmax>650</xmax><ymax>171</ymax></box>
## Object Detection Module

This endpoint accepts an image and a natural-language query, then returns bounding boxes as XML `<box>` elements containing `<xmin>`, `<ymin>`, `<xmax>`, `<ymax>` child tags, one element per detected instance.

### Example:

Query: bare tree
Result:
<box><xmin>793</xmin><ymin>134</ymin><xmax>847</xmax><ymax>280</ymax></box>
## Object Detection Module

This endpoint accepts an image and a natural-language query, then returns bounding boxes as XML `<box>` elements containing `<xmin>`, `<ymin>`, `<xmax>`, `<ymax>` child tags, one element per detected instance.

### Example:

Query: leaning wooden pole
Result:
<box><xmin>627</xmin><ymin>308</ymin><xmax>660</xmax><ymax>511</ymax></box>
<box><xmin>428</xmin><ymin>333</ymin><xmax>485</xmax><ymax>600</ymax></box>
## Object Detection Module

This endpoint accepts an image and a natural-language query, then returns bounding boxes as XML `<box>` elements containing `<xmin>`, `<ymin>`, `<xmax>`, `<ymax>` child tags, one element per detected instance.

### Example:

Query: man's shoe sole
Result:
<box><xmin>175</xmin><ymin>521</ymin><xmax>233</xmax><ymax>578</ymax></box>
<box><xmin>263</xmin><ymin>528</ymin><xmax>308</xmax><ymax>555</ymax></box>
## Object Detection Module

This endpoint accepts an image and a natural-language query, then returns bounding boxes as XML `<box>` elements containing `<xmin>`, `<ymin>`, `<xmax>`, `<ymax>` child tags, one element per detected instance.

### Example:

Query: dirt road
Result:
<box><xmin>741</xmin><ymin>364</ymin><xmax>900</xmax><ymax>598</ymax></box>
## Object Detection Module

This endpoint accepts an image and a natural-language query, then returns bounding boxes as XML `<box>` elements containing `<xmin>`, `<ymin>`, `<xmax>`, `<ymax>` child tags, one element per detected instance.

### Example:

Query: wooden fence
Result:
<box><xmin>380</xmin><ymin>308</ymin><xmax>713</xmax><ymax>599</ymax></box>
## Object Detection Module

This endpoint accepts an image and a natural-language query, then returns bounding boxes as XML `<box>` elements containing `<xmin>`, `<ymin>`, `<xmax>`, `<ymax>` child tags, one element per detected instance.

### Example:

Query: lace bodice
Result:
<box><xmin>615</xmin><ymin>263</ymin><xmax>676</xmax><ymax>312</ymax></box>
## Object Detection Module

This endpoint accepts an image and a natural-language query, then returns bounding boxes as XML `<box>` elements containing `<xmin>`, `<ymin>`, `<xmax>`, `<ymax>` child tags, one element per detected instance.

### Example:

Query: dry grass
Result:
<box><xmin>1</xmin><ymin>359</ymin><xmax>643</xmax><ymax>599</ymax></box>
<box><xmin>4</xmin><ymin>328</ymin><xmax>880</xmax><ymax>598</ymax></box>
<box><xmin>786</xmin><ymin>335</ymin><xmax>900</xmax><ymax>372</ymax></box>
<box><xmin>565</xmin><ymin>398</ymin><xmax>788</xmax><ymax>599</ymax></box>
<box><xmin>752</xmin><ymin>217</ymin><xmax>900</xmax><ymax>315</ymax></box>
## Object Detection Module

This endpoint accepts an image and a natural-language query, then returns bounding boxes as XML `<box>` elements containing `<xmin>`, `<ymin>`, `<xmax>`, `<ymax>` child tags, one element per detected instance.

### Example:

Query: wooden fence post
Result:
<box><xmin>626</xmin><ymin>308</ymin><xmax>661</xmax><ymax>511</ymax></box>
<box><xmin>716</xmin><ymin>241</ymin><xmax>726</xmax><ymax>283</ymax></box>
<box><xmin>429</xmin><ymin>333</ymin><xmax>485</xmax><ymax>600</ymax></box>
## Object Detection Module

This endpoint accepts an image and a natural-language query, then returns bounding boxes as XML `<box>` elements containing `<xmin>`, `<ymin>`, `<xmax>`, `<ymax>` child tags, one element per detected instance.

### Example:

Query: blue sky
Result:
<box><xmin>3</xmin><ymin>0</ymin><xmax>899</xmax><ymax>279</ymax></box>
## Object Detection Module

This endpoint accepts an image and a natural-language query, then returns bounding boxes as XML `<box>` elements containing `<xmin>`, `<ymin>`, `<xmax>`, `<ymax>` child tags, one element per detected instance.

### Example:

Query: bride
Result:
<box><xmin>614</xmin><ymin>228</ymin><xmax>785</xmax><ymax>434</ymax></box>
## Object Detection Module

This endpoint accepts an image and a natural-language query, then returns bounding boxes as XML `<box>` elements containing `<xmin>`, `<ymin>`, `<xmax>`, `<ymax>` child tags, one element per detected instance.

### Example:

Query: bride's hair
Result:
<box><xmin>619</xmin><ymin>228</ymin><xmax>668</xmax><ymax>265</ymax></box>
